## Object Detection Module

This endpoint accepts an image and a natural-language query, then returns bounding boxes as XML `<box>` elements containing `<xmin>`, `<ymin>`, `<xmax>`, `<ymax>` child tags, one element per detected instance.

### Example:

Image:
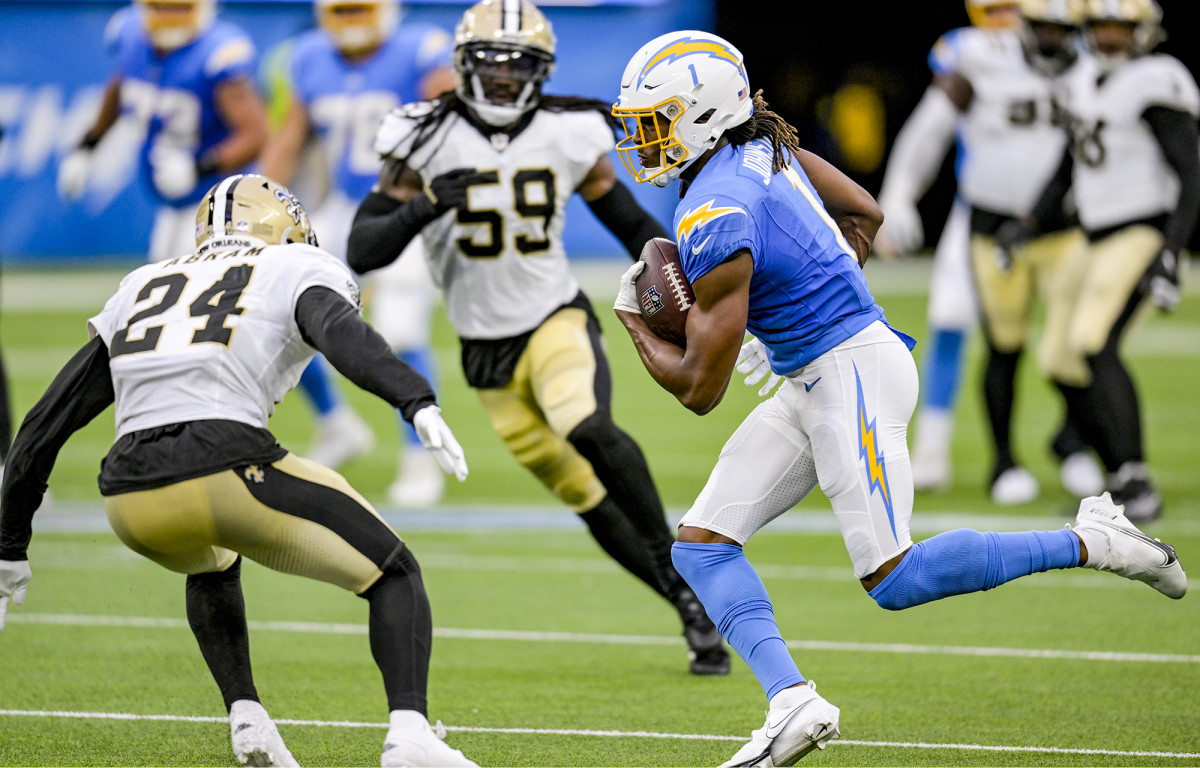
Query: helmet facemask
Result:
<box><xmin>138</xmin><ymin>0</ymin><xmax>214</xmax><ymax>51</ymax></box>
<box><xmin>1083</xmin><ymin>0</ymin><xmax>1164</xmax><ymax>72</ymax></box>
<box><xmin>456</xmin><ymin>41</ymin><xmax>554</xmax><ymax>127</ymax></box>
<box><xmin>315</xmin><ymin>0</ymin><xmax>399</xmax><ymax>57</ymax></box>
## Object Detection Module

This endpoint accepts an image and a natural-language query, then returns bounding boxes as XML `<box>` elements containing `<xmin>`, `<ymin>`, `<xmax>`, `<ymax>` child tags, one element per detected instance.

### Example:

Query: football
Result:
<box><xmin>635</xmin><ymin>237</ymin><xmax>695</xmax><ymax>347</ymax></box>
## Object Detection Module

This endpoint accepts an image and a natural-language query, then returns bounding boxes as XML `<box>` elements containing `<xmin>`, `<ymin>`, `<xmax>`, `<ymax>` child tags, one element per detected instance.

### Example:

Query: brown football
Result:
<box><xmin>635</xmin><ymin>237</ymin><xmax>695</xmax><ymax>347</ymax></box>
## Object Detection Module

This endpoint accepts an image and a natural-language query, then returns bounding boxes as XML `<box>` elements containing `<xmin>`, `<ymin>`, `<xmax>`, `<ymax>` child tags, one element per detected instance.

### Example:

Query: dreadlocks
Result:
<box><xmin>725</xmin><ymin>90</ymin><xmax>803</xmax><ymax>174</ymax></box>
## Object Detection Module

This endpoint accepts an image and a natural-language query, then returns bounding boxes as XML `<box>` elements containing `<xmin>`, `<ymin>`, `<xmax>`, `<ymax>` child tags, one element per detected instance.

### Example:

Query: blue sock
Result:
<box><xmin>672</xmin><ymin>542</ymin><xmax>804</xmax><ymax>699</ymax></box>
<box><xmin>299</xmin><ymin>356</ymin><xmax>339</xmax><ymax>416</ymax></box>
<box><xmin>869</xmin><ymin>528</ymin><xmax>1080</xmax><ymax>610</ymax></box>
<box><xmin>922</xmin><ymin>328</ymin><xmax>966</xmax><ymax>410</ymax></box>
<box><xmin>396</xmin><ymin>348</ymin><xmax>437</xmax><ymax>447</ymax></box>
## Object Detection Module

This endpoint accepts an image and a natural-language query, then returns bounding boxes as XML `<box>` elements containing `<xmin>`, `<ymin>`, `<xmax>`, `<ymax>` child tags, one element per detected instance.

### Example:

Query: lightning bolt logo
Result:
<box><xmin>638</xmin><ymin>36</ymin><xmax>746</xmax><ymax>89</ymax></box>
<box><xmin>675</xmin><ymin>200</ymin><xmax>744</xmax><ymax>243</ymax></box>
<box><xmin>855</xmin><ymin>362</ymin><xmax>898</xmax><ymax>543</ymax></box>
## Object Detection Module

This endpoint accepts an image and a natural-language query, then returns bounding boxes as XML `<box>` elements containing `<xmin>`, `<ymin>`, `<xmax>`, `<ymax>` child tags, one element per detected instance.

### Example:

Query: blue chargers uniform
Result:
<box><xmin>108</xmin><ymin>10</ymin><xmax>257</xmax><ymax>208</ymax></box>
<box><xmin>673</xmin><ymin>138</ymin><xmax>914</xmax><ymax>375</ymax></box>
<box><xmin>286</xmin><ymin>23</ymin><xmax>452</xmax><ymax>201</ymax></box>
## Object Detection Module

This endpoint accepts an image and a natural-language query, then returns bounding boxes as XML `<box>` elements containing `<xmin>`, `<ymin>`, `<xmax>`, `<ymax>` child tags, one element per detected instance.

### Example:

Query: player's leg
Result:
<box><xmin>970</xmin><ymin>229</ymin><xmax>1039</xmax><ymax>503</ymax></box>
<box><xmin>912</xmin><ymin>199</ymin><xmax>976</xmax><ymax>490</ymax></box>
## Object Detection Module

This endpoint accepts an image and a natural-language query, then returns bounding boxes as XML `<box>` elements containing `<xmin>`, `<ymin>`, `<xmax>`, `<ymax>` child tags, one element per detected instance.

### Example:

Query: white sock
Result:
<box><xmin>1073</xmin><ymin>527</ymin><xmax>1107</xmax><ymax>569</ymax></box>
<box><xmin>388</xmin><ymin>709</ymin><xmax>429</xmax><ymax>732</ymax></box>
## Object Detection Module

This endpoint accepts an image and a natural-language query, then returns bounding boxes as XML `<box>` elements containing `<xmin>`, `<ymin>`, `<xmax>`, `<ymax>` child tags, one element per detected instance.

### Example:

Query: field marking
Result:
<box><xmin>1</xmin><ymin>708</ymin><xmax>1197</xmax><ymax>760</ymax></box>
<box><xmin>10</xmin><ymin>613</ymin><xmax>1200</xmax><ymax>664</ymax></box>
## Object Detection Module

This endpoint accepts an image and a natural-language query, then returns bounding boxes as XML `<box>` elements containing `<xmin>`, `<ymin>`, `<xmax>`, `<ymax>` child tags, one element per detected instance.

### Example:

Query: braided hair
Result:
<box><xmin>725</xmin><ymin>90</ymin><xmax>803</xmax><ymax>174</ymax></box>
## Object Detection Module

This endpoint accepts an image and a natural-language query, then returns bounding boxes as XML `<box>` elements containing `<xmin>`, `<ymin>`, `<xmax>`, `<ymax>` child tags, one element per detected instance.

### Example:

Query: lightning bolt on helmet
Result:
<box><xmin>1020</xmin><ymin>0</ymin><xmax>1085</xmax><ymax>75</ymax></box>
<box><xmin>1083</xmin><ymin>0</ymin><xmax>1164</xmax><ymax>65</ymax></box>
<box><xmin>454</xmin><ymin>0</ymin><xmax>556</xmax><ymax>128</ymax></box>
<box><xmin>315</xmin><ymin>0</ymin><xmax>400</xmax><ymax>56</ymax></box>
<box><xmin>611</xmin><ymin>30</ymin><xmax>753</xmax><ymax>188</ymax></box>
<box><xmin>137</xmin><ymin>0</ymin><xmax>215</xmax><ymax>51</ymax></box>
<box><xmin>965</xmin><ymin>0</ymin><xmax>1022</xmax><ymax>29</ymax></box>
<box><xmin>195</xmin><ymin>174</ymin><xmax>319</xmax><ymax>252</ymax></box>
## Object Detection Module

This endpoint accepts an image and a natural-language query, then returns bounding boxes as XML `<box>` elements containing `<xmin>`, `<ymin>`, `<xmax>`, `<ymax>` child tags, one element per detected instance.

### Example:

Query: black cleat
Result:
<box><xmin>686</xmin><ymin>623</ymin><xmax>731</xmax><ymax>675</ymax></box>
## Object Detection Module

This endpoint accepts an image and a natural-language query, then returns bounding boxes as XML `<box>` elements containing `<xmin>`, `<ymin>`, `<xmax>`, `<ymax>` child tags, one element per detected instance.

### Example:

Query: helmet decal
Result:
<box><xmin>637</xmin><ymin>36</ymin><xmax>747</xmax><ymax>90</ymax></box>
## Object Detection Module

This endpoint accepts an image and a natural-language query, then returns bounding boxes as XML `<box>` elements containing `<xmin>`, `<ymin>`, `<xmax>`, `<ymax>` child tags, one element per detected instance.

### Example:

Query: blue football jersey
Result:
<box><xmin>674</xmin><ymin>138</ymin><xmax>912</xmax><ymax>374</ymax></box>
<box><xmin>110</xmin><ymin>11</ymin><xmax>258</xmax><ymax>207</ymax></box>
<box><xmin>287</xmin><ymin>24</ymin><xmax>452</xmax><ymax>201</ymax></box>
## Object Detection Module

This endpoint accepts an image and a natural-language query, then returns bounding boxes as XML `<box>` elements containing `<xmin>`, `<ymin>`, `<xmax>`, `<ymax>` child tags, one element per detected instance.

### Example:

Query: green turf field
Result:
<box><xmin>1</xmin><ymin>260</ymin><xmax>1198</xmax><ymax>767</ymax></box>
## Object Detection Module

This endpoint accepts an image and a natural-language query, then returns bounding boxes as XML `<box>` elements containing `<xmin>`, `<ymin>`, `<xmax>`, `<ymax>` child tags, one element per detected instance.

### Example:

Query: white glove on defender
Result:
<box><xmin>0</xmin><ymin>559</ymin><xmax>32</xmax><ymax>632</ymax></box>
<box><xmin>874</xmin><ymin>196</ymin><xmax>924</xmax><ymax>258</ymax></box>
<box><xmin>413</xmin><ymin>405</ymin><xmax>468</xmax><ymax>482</ymax></box>
<box><xmin>57</xmin><ymin>148</ymin><xmax>94</xmax><ymax>201</ymax></box>
<box><xmin>614</xmin><ymin>261</ymin><xmax>645</xmax><ymax>314</ymax></box>
<box><xmin>736</xmin><ymin>336</ymin><xmax>782</xmax><ymax>397</ymax></box>
<box><xmin>150</xmin><ymin>144</ymin><xmax>198</xmax><ymax>200</ymax></box>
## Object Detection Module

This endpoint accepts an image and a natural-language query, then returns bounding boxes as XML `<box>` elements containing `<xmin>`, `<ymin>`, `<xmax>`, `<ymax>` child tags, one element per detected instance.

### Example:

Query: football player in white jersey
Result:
<box><xmin>347</xmin><ymin>0</ymin><xmax>731</xmax><ymax>676</ymax></box>
<box><xmin>1008</xmin><ymin>0</ymin><xmax>1200</xmax><ymax>520</ymax></box>
<box><xmin>0</xmin><ymin>175</ymin><xmax>476</xmax><ymax>768</ymax></box>
<box><xmin>875</xmin><ymin>0</ymin><xmax>1101</xmax><ymax>499</ymax></box>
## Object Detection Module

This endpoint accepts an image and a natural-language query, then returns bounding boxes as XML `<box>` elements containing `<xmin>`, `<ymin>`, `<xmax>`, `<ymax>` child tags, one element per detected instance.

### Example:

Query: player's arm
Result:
<box><xmin>58</xmin><ymin>76</ymin><xmax>123</xmax><ymax>201</ymax></box>
<box><xmin>580</xmin><ymin>154</ymin><xmax>670</xmax><ymax>260</ymax></box>
<box><xmin>259</xmin><ymin>98</ymin><xmax>311</xmax><ymax>187</ymax></box>
<box><xmin>0</xmin><ymin>337</ymin><xmax>115</xmax><ymax>563</ymax></box>
<box><xmin>83</xmin><ymin>76</ymin><xmax>123</xmax><ymax>147</ymax></box>
<box><xmin>1145</xmin><ymin>106</ymin><xmax>1200</xmax><ymax>256</ymax></box>
<box><xmin>616</xmin><ymin>251</ymin><xmax>752</xmax><ymax>415</ymax></box>
<box><xmin>205</xmin><ymin>76</ymin><xmax>270</xmax><ymax>175</ymax></box>
<box><xmin>794</xmin><ymin>148</ymin><xmax>884</xmax><ymax>266</ymax></box>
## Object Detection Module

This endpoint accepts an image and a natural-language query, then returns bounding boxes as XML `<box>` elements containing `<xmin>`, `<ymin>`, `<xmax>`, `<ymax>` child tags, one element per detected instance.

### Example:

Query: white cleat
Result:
<box><xmin>306</xmin><ymin>405</ymin><xmax>375</xmax><ymax>470</ymax></box>
<box><xmin>381</xmin><ymin>713</ymin><xmax>477</xmax><ymax>768</ymax></box>
<box><xmin>1073</xmin><ymin>493</ymin><xmax>1187</xmax><ymax>599</ymax></box>
<box><xmin>911</xmin><ymin>454</ymin><xmax>951</xmax><ymax>491</ymax></box>
<box><xmin>229</xmin><ymin>700</ymin><xmax>299</xmax><ymax>767</ymax></box>
<box><xmin>1060</xmin><ymin>452</ymin><xmax>1104</xmax><ymax>497</ymax></box>
<box><xmin>991</xmin><ymin>466</ymin><xmax>1039</xmax><ymax>505</ymax></box>
<box><xmin>387</xmin><ymin>447</ymin><xmax>446</xmax><ymax>508</ymax></box>
<box><xmin>721</xmin><ymin>681</ymin><xmax>841</xmax><ymax>768</ymax></box>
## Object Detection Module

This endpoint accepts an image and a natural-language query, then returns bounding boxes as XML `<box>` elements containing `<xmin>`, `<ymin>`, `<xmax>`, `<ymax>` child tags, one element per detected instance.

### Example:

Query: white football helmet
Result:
<box><xmin>1020</xmin><ymin>0</ymin><xmax>1085</xmax><ymax>75</ymax></box>
<box><xmin>195</xmin><ymin>174</ymin><xmax>318</xmax><ymax>252</ymax></box>
<box><xmin>315</xmin><ymin>0</ymin><xmax>399</xmax><ymax>56</ymax></box>
<box><xmin>454</xmin><ymin>0</ymin><xmax>556</xmax><ymax>128</ymax></box>
<box><xmin>1083</xmin><ymin>0</ymin><xmax>1164</xmax><ymax>68</ymax></box>
<box><xmin>612</xmin><ymin>30</ymin><xmax>753</xmax><ymax>188</ymax></box>
<box><xmin>965</xmin><ymin>0</ymin><xmax>1022</xmax><ymax>28</ymax></box>
<box><xmin>137</xmin><ymin>0</ymin><xmax>214</xmax><ymax>51</ymax></box>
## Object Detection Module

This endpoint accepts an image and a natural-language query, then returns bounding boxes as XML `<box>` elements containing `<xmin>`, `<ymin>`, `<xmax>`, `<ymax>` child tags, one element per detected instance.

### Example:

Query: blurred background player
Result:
<box><xmin>347</xmin><ymin>0</ymin><xmax>730</xmax><ymax>675</ymax></box>
<box><xmin>0</xmin><ymin>174</ymin><xmax>476</xmax><ymax>768</ymax></box>
<box><xmin>875</xmin><ymin>0</ymin><xmax>1101</xmax><ymax>501</ymax></box>
<box><xmin>1007</xmin><ymin>0</ymin><xmax>1199</xmax><ymax>520</ymax></box>
<box><xmin>56</xmin><ymin>0</ymin><xmax>374</xmax><ymax>473</ymax></box>
<box><xmin>260</xmin><ymin>0</ymin><xmax>456</xmax><ymax>504</ymax></box>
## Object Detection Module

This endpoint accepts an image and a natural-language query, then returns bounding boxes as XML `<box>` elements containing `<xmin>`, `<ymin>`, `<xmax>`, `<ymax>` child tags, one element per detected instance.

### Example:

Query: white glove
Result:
<box><xmin>1149</xmin><ymin>249</ymin><xmax>1182</xmax><ymax>313</ymax></box>
<box><xmin>412</xmin><ymin>405</ymin><xmax>468</xmax><ymax>482</ymax></box>
<box><xmin>150</xmin><ymin>144</ymin><xmax>198</xmax><ymax>200</ymax></box>
<box><xmin>875</xmin><ymin>197</ymin><xmax>923</xmax><ymax>258</ymax></box>
<box><xmin>614</xmin><ymin>260</ymin><xmax>646</xmax><ymax>314</ymax></box>
<box><xmin>0</xmin><ymin>559</ymin><xmax>32</xmax><ymax>632</ymax></box>
<box><xmin>736</xmin><ymin>336</ymin><xmax>782</xmax><ymax>397</ymax></box>
<box><xmin>57</xmin><ymin>148</ymin><xmax>94</xmax><ymax>201</ymax></box>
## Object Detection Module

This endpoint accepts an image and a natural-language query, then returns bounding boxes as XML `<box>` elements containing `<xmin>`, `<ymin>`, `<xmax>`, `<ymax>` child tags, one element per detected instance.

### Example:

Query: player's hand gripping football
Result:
<box><xmin>1147</xmin><ymin>249</ymin><xmax>1183</xmax><ymax>313</ymax></box>
<box><xmin>736</xmin><ymin>335</ymin><xmax>782</xmax><ymax>397</ymax></box>
<box><xmin>424</xmin><ymin>168</ymin><xmax>492</xmax><ymax>216</ymax></box>
<box><xmin>614</xmin><ymin>260</ymin><xmax>646</xmax><ymax>314</ymax></box>
<box><xmin>0</xmin><ymin>559</ymin><xmax>31</xmax><ymax>632</ymax></box>
<box><xmin>413</xmin><ymin>405</ymin><xmax>468</xmax><ymax>482</ymax></box>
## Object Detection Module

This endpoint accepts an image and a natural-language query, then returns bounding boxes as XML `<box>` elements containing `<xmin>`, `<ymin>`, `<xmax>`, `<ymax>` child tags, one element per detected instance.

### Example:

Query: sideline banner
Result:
<box><xmin>0</xmin><ymin>0</ymin><xmax>710</xmax><ymax>261</ymax></box>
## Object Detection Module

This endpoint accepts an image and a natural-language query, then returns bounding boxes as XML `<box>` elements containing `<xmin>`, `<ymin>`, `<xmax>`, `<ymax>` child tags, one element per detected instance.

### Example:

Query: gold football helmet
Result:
<box><xmin>195</xmin><ymin>174</ymin><xmax>318</xmax><ymax>251</ymax></box>
<box><xmin>315</xmin><ymin>0</ymin><xmax>399</xmax><ymax>56</ymax></box>
<box><xmin>1020</xmin><ymin>0</ymin><xmax>1085</xmax><ymax>74</ymax></box>
<box><xmin>137</xmin><ymin>0</ymin><xmax>215</xmax><ymax>51</ymax></box>
<box><xmin>965</xmin><ymin>0</ymin><xmax>1022</xmax><ymax>28</ymax></box>
<box><xmin>1083</xmin><ymin>0</ymin><xmax>1164</xmax><ymax>59</ymax></box>
<box><xmin>454</xmin><ymin>0</ymin><xmax>556</xmax><ymax>127</ymax></box>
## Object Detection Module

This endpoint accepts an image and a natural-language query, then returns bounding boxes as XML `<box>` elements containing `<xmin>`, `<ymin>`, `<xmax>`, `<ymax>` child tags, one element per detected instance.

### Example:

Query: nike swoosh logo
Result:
<box><xmin>1092</xmin><ymin>518</ymin><xmax>1177</xmax><ymax>565</ymax></box>
<box><xmin>765</xmin><ymin>705</ymin><xmax>804</xmax><ymax>736</ymax></box>
<box><xmin>804</xmin><ymin>377</ymin><xmax>821</xmax><ymax>392</ymax></box>
<box><xmin>691</xmin><ymin>234</ymin><xmax>713</xmax><ymax>255</ymax></box>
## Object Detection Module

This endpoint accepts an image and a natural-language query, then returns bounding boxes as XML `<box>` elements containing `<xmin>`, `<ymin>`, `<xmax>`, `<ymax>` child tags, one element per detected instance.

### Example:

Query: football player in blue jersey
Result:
<box><xmin>261</xmin><ymin>0</ymin><xmax>456</xmax><ymax>504</ymax></box>
<box><xmin>611</xmin><ymin>30</ymin><xmax>1188</xmax><ymax>767</ymax></box>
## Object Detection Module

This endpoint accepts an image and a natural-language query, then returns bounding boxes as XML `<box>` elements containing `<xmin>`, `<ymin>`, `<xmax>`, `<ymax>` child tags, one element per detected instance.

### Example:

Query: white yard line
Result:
<box><xmin>0</xmin><ymin>708</ymin><xmax>1196</xmax><ymax>760</ymax></box>
<box><xmin>9</xmin><ymin>613</ymin><xmax>1200</xmax><ymax>664</ymax></box>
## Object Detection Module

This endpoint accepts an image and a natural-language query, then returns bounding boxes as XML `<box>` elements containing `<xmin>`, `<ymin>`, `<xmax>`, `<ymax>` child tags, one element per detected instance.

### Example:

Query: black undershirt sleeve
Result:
<box><xmin>0</xmin><ymin>336</ymin><xmax>115</xmax><ymax>560</ymax></box>
<box><xmin>585</xmin><ymin>180</ymin><xmax>671</xmax><ymax>259</ymax></box>
<box><xmin>1144</xmin><ymin>105</ymin><xmax>1200</xmax><ymax>254</ymax></box>
<box><xmin>295</xmin><ymin>286</ymin><xmax>436</xmax><ymax>423</ymax></box>
<box><xmin>346</xmin><ymin>191</ymin><xmax>438</xmax><ymax>274</ymax></box>
<box><xmin>1028</xmin><ymin>147</ymin><xmax>1074</xmax><ymax>235</ymax></box>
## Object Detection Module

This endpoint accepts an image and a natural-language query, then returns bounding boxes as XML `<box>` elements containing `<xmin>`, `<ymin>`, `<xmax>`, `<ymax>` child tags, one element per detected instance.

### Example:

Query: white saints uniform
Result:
<box><xmin>373</xmin><ymin>102</ymin><xmax>613</xmax><ymax>339</ymax></box>
<box><xmin>88</xmin><ymin>243</ymin><xmax>360</xmax><ymax>437</ymax></box>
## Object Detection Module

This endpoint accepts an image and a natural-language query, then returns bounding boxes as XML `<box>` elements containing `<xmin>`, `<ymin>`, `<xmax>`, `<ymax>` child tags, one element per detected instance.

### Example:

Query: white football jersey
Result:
<box><xmin>932</xmin><ymin>27</ymin><xmax>1069</xmax><ymax>217</ymax></box>
<box><xmin>88</xmin><ymin>243</ymin><xmax>361</xmax><ymax>438</ymax></box>
<box><xmin>1060</xmin><ymin>52</ymin><xmax>1200</xmax><ymax>231</ymax></box>
<box><xmin>375</xmin><ymin>103</ymin><xmax>614</xmax><ymax>339</ymax></box>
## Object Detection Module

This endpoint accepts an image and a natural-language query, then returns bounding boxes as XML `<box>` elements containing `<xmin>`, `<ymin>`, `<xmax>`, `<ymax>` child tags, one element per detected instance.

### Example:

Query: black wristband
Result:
<box><xmin>79</xmin><ymin>133</ymin><xmax>102</xmax><ymax>151</ymax></box>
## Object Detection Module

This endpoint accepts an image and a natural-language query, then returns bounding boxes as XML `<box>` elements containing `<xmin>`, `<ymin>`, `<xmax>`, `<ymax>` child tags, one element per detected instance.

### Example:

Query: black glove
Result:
<box><xmin>1146</xmin><ymin>249</ymin><xmax>1182</xmax><ymax>313</ymax></box>
<box><xmin>993</xmin><ymin>218</ymin><xmax>1032</xmax><ymax>273</ymax></box>
<box><xmin>425</xmin><ymin>168</ymin><xmax>491</xmax><ymax>215</ymax></box>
